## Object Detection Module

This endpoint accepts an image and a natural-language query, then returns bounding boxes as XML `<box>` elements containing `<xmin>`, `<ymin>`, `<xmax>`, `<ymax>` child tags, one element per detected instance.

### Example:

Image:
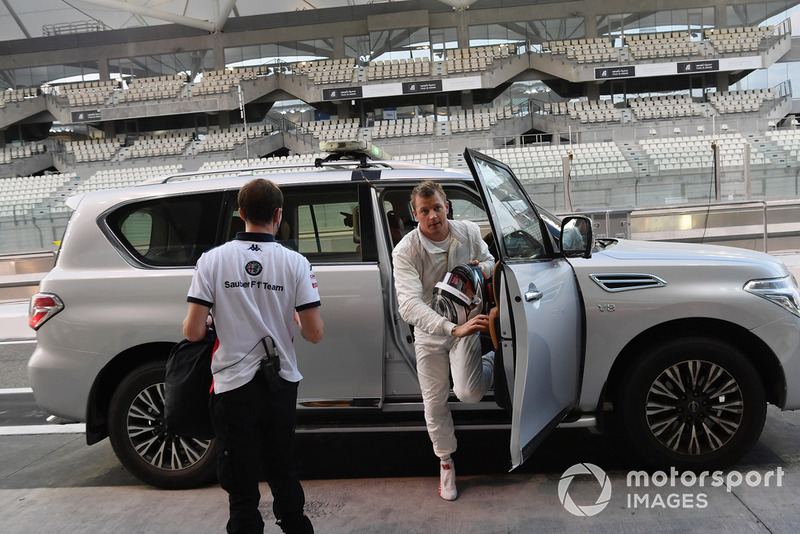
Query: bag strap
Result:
<box><xmin>260</xmin><ymin>335</ymin><xmax>278</xmax><ymax>359</ymax></box>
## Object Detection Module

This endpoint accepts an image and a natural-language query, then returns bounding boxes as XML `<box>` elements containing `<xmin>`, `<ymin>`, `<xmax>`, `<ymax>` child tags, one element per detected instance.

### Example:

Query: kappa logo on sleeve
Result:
<box><xmin>245</xmin><ymin>261</ymin><xmax>263</xmax><ymax>276</ymax></box>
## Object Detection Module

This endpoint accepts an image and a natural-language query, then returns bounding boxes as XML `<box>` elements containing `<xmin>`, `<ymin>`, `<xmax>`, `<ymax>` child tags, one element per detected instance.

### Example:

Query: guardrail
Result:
<box><xmin>0</xmin><ymin>250</ymin><xmax>56</xmax><ymax>274</ymax></box>
<box><xmin>573</xmin><ymin>198</ymin><xmax>800</xmax><ymax>254</ymax></box>
<box><xmin>0</xmin><ymin>250</ymin><xmax>56</xmax><ymax>299</ymax></box>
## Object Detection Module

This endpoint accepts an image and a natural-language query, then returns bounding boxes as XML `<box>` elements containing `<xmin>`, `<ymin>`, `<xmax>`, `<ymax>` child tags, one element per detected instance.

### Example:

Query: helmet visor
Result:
<box><xmin>440</xmin><ymin>271</ymin><xmax>476</xmax><ymax>302</ymax></box>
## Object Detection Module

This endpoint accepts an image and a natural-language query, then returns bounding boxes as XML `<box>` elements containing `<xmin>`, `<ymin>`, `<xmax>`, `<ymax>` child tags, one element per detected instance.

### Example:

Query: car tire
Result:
<box><xmin>108</xmin><ymin>361</ymin><xmax>217</xmax><ymax>489</ymax></box>
<box><xmin>619</xmin><ymin>337</ymin><xmax>766</xmax><ymax>471</ymax></box>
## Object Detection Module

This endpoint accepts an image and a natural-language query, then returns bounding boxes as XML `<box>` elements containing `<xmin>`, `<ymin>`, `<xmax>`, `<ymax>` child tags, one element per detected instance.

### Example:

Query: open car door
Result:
<box><xmin>464</xmin><ymin>148</ymin><xmax>583</xmax><ymax>469</ymax></box>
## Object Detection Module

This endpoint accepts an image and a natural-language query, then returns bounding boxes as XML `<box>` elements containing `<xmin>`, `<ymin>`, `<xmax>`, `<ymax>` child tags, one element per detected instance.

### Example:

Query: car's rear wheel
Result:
<box><xmin>619</xmin><ymin>337</ymin><xmax>766</xmax><ymax>471</ymax></box>
<box><xmin>108</xmin><ymin>361</ymin><xmax>217</xmax><ymax>489</ymax></box>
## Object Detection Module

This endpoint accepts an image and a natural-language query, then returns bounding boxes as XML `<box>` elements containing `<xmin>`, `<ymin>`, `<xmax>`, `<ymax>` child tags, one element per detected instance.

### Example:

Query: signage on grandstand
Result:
<box><xmin>402</xmin><ymin>80</ymin><xmax>443</xmax><ymax>94</ymax></box>
<box><xmin>594</xmin><ymin>66</ymin><xmax>635</xmax><ymax>80</ymax></box>
<box><xmin>323</xmin><ymin>87</ymin><xmax>363</xmax><ymax>101</ymax></box>
<box><xmin>677</xmin><ymin>60</ymin><xmax>720</xmax><ymax>73</ymax></box>
<box><xmin>71</xmin><ymin>110</ymin><xmax>102</xmax><ymax>122</ymax></box>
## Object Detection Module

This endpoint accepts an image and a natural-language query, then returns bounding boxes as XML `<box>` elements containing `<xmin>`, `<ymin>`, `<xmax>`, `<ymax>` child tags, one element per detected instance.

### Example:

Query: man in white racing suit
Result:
<box><xmin>392</xmin><ymin>180</ymin><xmax>495</xmax><ymax>501</ymax></box>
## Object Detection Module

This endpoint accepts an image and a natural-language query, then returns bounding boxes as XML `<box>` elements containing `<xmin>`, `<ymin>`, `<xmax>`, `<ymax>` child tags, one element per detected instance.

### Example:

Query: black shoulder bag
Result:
<box><xmin>164</xmin><ymin>325</ymin><xmax>216</xmax><ymax>439</ymax></box>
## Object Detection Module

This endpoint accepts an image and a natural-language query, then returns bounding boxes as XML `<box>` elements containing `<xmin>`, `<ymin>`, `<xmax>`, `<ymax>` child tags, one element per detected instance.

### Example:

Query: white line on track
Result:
<box><xmin>0</xmin><ymin>388</ymin><xmax>86</xmax><ymax>435</ymax></box>
<box><xmin>0</xmin><ymin>387</ymin><xmax>33</xmax><ymax>394</ymax></box>
<box><xmin>0</xmin><ymin>339</ymin><xmax>36</xmax><ymax>345</ymax></box>
<box><xmin>0</xmin><ymin>424</ymin><xmax>85</xmax><ymax>436</ymax></box>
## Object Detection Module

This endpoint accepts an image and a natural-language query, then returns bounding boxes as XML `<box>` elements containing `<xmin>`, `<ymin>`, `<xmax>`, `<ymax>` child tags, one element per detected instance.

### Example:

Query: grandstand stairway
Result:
<box><xmin>619</xmin><ymin>142</ymin><xmax>653</xmax><ymax>177</ymax></box>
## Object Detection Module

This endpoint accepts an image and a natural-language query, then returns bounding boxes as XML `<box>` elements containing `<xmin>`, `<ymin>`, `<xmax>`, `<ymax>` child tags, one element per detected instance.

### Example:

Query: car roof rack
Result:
<box><xmin>143</xmin><ymin>139</ymin><xmax>433</xmax><ymax>185</ymax></box>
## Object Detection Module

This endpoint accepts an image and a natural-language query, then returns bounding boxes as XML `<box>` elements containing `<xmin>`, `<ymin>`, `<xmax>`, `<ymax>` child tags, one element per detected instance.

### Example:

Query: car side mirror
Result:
<box><xmin>560</xmin><ymin>216</ymin><xmax>593</xmax><ymax>258</ymax></box>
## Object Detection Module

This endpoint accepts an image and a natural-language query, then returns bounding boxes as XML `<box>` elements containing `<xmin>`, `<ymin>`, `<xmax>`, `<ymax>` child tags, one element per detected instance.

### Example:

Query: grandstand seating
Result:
<box><xmin>119</xmin><ymin>75</ymin><xmax>184</xmax><ymax>103</ymax></box>
<box><xmin>298</xmin><ymin>118</ymin><xmax>360</xmax><ymax>141</ymax></box>
<box><xmin>56</xmin><ymin>80</ymin><xmax>117</xmax><ymax>107</ymax></box>
<box><xmin>0</xmin><ymin>22</ymin><xmax>793</xmax><ymax>222</ymax></box>
<box><xmin>0</xmin><ymin>173</ymin><xmax>74</xmax><ymax>217</ymax></box>
<box><xmin>0</xmin><ymin>23</ymin><xmax>780</xmax><ymax>117</ymax></box>
<box><xmin>543</xmin><ymin>38</ymin><xmax>618</xmax><ymax>63</ymax></box>
<box><xmin>290</xmin><ymin>45</ymin><xmax>515</xmax><ymax>83</ymax></box>
<box><xmin>449</xmin><ymin>109</ymin><xmax>497</xmax><ymax>133</ymax></box>
<box><xmin>10</xmin><ymin>22</ymin><xmax>778</xmax><ymax>118</ymax></box>
<box><xmin>708</xmin><ymin>88</ymin><xmax>776</xmax><ymax>114</ymax></box>
<box><xmin>370</xmin><ymin>117</ymin><xmax>435</xmax><ymax>139</ymax></box>
<box><xmin>624</xmin><ymin>33</ymin><xmax>702</xmax><ymax>60</ymax></box>
<box><xmin>705</xmin><ymin>25</ymin><xmax>774</xmax><ymax>53</ymax></box>
<box><xmin>125</xmin><ymin>133</ymin><xmax>192</xmax><ymax>159</ymax></box>
<box><xmin>198</xmin><ymin>155</ymin><xmax>328</xmax><ymax>178</ymax></box>
<box><xmin>628</xmin><ymin>94</ymin><xmax>702</xmax><ymax>120</ymax></box>
<box><xmin>295</xmin><ymin>58</ymin><xmax>357</xmax><ymax>84</ymax></box>
<box><xmin>191</xmin><ymin>71</ymin><xmax>241</xmax><ymax>96</ymax></box>
<box><xmin>765</xmin><ymin>129</ymin><xmax>800</xmax><ymax>160</ymax></box>
<box><xmin>1</xmin><ymin>143</ymin><xmax>47</xmax><ymax>164</ymax></box>
<box><xmin>538</xmin><ymin>24</ymin><xmax>777</xmax><ymax>64</ymax></box>
<box><xmin>69</xmin><ymin>164</ymin><xmax>184</xmax><ymax>197</ymax></box>
<box><xmin>444</xmin><ymin>48</ymin><xmax>492</xmax><ymax>74</ymax></box>
<box><xmin>393</xmin><ymin>152</ymin><xmax>450</xmax><ymax>168</ymax></box>
<box><xmin>482</xmin><ymin>142</ymin><xmax>634</xmax><ymax>182</ymax></box>
<box><xmin>544</xmin><ymin>100</ymin><xmax>622</xmax><ymax>123</ymax></box>
<box><xmin>0</xmin><ymin>88</ymin><xmax>39</xmax><ymax>108</ymax></box>
<box><xmin>193</xmin><ymin>125</ymin><xmax>273</xmax><ymax>153</ymax></box>
<box><xmin>3</xmin><ymin>127</ymin><xmax>799</xmax><ymax>222</ymax></box>
<box><xmin>63</xmin><ymin>138</ymin><xmax>122</xmax><ymax>163</ymax></box>
<box><xmin>228</xmin><ymin>66</ymin><xmax>263</xmax><ymax>81</ymax></box>
<box><xmin>540</xmin><ymin>85</ymin><xmax>783</xmax><ymax>126</ymax></box>
<box><xmin>366</xmin><ymin>57</ymin><xmax>430</xmax><ymax>80</ymax></box>
<box><xmin>639</xmin><ymin>133</ymin><xmax>768</xmax><ymax>170</ymax></box>
<box><xmin>296</xmin><ymin>109</ymin><xmax>503</xmax><ymax>141</ymax></box>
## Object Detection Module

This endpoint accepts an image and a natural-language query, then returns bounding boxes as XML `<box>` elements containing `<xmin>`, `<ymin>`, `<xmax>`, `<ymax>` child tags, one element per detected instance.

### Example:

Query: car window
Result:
<box><xmin>226</xmin><ymin>184</ymin><xmax>362</xmax><ymax>263</ymax></box>
<box><xmin>535</xmin><ymin>204</ymin><xmax>562</xmax><ymax>236</ymax></box>
<box><xmin>106</xmin><ymin>192</ymin><xmax>223</xmax><ymax>267</ymax></box>
<box><xmin>471</xmin><ymin>157</ymin><xmax>548</xmax><ymax>260</ymax></box>
<box><xmin>380</xmin><ymin>185</ymin><xmax>493</xmax><ymax>249</ymax></box>
<box><xmin>448</xmin><ymin>193</ymin><xmax>486</xmax><ymax>222</ymax></box>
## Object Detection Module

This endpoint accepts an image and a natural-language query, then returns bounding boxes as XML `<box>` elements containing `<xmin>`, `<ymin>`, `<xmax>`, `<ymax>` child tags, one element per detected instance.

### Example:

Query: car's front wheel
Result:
<box><xmin>619</xmin><ymin>337</ymin><xmax>767</xmax><ymax>471</ymax></box>
<box><xmin>108</xmin><ymin>361</ymin><xmax>217</xmax><ymax>489</ymax></box>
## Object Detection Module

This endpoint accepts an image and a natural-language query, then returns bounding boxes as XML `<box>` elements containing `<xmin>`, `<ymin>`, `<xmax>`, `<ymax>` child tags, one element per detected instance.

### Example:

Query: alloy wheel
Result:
<box><xmin>645</xmin><ymin>359</ymin><xmax>743</xmax><ymax>456</ymax></box>
<box><xmin>126</xmin><ymin>382</ymin><xmax>213</xmax><ymax>471</ymax></box>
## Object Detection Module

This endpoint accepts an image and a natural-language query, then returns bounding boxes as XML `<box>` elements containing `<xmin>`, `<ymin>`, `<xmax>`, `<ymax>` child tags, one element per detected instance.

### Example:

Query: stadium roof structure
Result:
<box><xmin>0</xmin><ymin>0</ymin><xmax>479</xmax><ymax>41</ymax></box>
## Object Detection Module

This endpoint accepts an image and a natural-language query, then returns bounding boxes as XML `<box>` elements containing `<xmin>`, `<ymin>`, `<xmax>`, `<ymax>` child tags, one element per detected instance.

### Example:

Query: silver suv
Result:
<box><xmin>28</xmin><ymin>146</ymin><xmax>800</xmax><ymax>489</ymax></box>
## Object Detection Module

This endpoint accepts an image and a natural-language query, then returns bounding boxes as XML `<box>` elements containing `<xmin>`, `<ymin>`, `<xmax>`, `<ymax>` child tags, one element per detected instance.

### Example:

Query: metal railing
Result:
<box><xmin>573</xmin><ymin>198</ymin><xmax>800</xmax><ymax>254</ymax></box>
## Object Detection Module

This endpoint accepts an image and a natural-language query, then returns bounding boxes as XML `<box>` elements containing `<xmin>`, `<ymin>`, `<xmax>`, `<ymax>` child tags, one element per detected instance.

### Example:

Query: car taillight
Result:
<box><xmin>29</xmin><ymin>293</ymin><xmax>64</xmax><ymax>330</ymax></box>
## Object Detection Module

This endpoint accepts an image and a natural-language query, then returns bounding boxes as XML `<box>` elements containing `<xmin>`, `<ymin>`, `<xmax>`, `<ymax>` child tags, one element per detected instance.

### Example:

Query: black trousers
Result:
<box><xmin>211</xmin><ymin>374</ymin><xmax>311</xmax><ymax>534</ymax></box>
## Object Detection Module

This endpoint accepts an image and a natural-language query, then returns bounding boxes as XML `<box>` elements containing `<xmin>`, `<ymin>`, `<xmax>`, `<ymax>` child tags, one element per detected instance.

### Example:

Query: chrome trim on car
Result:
<box><xmin>589</xmin><ymin>273</ymin><xmax>667</xmax><ymax>292</ymax></box>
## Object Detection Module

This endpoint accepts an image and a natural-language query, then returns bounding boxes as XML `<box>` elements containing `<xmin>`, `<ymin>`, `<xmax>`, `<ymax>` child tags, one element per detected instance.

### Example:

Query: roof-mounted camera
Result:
<box><xmin>316</xmin><ymin>139</ymin><xmax>392</xmax><ymax>167</ymax></box>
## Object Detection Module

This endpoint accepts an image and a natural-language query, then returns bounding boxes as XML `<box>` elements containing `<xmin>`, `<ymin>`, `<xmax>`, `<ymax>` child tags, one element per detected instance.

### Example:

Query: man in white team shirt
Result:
<box><xmin>392</xmin><ymin>180</ymin><xmax>495</xmax><ymax>501</ymax></box>
<box><xmin>183</xmin><ymin>178</ymin><xmax>324</xmax><ymax>534</ymax></box>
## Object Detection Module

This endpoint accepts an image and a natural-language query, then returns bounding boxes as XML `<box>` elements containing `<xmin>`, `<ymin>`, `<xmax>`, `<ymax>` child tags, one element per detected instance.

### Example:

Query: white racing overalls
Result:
<box><xmin>392</xmin><ymin>219</ymin><xmax>495</xmax><ymax>459</ymax></box>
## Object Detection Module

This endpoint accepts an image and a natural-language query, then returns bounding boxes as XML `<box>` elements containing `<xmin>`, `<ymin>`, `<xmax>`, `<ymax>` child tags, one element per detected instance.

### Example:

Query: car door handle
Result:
<box><xmin>524</xmin><ymin>290</ymin><xmax>543</xmax><ymax>302</ymax></box>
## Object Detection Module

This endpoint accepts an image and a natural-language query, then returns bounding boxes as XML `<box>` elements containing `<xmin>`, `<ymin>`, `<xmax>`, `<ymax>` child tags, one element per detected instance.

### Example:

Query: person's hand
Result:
<box><xmin>452</xmin><ymin>314</ymin><xmax>490</xmax><ymax>337</ymax></box>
